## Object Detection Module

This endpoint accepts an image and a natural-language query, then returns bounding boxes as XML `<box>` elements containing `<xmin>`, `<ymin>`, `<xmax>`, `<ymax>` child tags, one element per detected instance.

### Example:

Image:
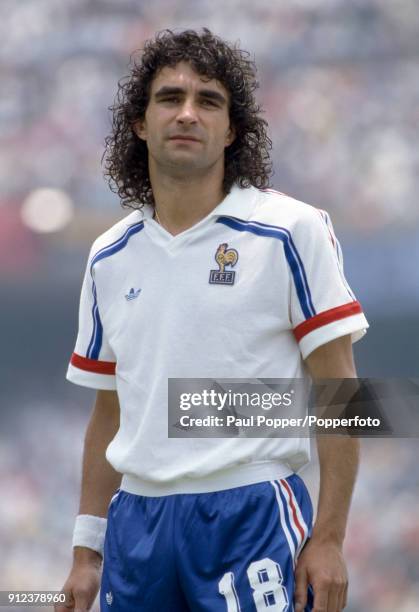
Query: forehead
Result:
<box><xmin>150</xmin><ymin>61</ymin><xmax>229</xmax><ymax>98</ymax></box>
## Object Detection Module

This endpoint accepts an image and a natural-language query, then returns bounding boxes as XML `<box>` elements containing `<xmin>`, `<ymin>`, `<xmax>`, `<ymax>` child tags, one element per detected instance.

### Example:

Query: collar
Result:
<box><xmin>138</xmin><ymin>184</ymin><xmax>260</xmax><ymax>223</ymax></box>
<box><xmin>138</xmin><ymin>203</ymin><xmax>155</xmax><ymax>220</ymax></box>
<box><xmin>208</xmin><ymin>184</ymin><xmax>260</xmax><ymax>221</ymax></box>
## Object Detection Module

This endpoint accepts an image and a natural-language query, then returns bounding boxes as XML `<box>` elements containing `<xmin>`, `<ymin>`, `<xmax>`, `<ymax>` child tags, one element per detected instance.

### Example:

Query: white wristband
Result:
<box><xmin>72</xmin><ymin>514</ymin><xmax>108</xmax><ymax>557</ymax></box>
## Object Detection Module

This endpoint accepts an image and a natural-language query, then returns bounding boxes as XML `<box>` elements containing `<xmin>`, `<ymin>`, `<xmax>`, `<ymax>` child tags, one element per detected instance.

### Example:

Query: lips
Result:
<box><xmin>169</xmin><ymin>135</ymin><xmax>200</xmax><ymax>142</ymax></box>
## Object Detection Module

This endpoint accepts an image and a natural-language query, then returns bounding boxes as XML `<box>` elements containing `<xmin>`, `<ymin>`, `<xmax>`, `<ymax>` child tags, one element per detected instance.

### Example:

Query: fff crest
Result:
<box><xmin>209</xmin><ymin>243</ymin><xmax>239</xmax><ymax>285</ymax></box>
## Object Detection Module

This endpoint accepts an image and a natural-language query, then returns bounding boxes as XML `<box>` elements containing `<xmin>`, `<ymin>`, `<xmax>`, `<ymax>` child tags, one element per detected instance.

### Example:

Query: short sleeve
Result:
<box><xmin>66</xmin><ymin>248</ymin><xmax>117</xmax><ymax>390</ymax></box>
<box><xmin>290</xmin><ymin>208</ymin><xmax>369</xmax><ymax>359</ymax></box>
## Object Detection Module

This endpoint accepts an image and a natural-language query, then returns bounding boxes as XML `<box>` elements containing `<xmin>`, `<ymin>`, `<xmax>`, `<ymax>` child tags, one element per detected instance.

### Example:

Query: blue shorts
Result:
<box><xmin>100</xmin><ymin>474</ymin><xmax>314</xmax><ymax>611</ymax></box>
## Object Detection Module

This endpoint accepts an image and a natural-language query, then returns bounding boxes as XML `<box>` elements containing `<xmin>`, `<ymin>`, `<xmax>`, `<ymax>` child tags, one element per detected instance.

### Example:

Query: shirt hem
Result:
<box><xmin>120</xmin><ymin>461</ymin><xmax>293</xmax><ymax>496</ymax></box>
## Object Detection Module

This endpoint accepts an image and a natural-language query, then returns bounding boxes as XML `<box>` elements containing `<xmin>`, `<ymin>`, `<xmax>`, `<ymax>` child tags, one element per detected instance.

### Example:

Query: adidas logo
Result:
<box><xmin>125</xmin><ymin>287</ymin><xmax>141</xmax><ymax>301</ymax></box>
<box><xmin>106</xmin><ymin>591</ymin><xmax>113</xmax><ymax>605</ymax></box>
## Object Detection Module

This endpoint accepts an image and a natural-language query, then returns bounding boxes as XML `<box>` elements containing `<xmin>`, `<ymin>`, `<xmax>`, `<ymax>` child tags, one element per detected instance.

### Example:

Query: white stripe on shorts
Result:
<box><xmin>270</xmin><ymin>480</ymin><xmax>297</xmax><ymax>568</ymax></box>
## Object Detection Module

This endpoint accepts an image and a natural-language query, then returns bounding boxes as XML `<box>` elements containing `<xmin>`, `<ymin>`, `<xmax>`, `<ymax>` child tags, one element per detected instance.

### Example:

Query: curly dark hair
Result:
<box><xmin>103</xmin><ymin>28</ymin><xmax>273</xmax><ymax>209</ymax></box>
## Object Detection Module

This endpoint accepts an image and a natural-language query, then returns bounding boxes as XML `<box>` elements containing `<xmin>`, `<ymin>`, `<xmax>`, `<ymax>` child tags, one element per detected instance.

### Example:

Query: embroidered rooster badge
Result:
<box><xmin>209</xmin><ymin>243</ymin><xmax>239</xmax><ymax>285</ymax></box>
<box><xmin>215</xmin><ymin>243</ymin><xmax>239</xmax><ymax>272</ymax></box>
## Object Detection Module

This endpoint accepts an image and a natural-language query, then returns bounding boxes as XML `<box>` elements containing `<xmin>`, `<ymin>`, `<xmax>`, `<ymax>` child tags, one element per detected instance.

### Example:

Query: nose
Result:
<box><xmin>176</xmin><ymin>99</ymin><xmax>198</xmax><ymax>125</ymax></box>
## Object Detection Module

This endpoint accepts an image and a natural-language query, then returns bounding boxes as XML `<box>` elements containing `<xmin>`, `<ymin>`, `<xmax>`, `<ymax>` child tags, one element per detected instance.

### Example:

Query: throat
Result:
<box><xmin>152</xmin><ymin>206</ymin><xmax>216</xmax><ymax>236</ymax></box>
<box><xmin>152</xmin><ymin>210</ymin><xmax>191</xmax><ymax>236</ymax></box>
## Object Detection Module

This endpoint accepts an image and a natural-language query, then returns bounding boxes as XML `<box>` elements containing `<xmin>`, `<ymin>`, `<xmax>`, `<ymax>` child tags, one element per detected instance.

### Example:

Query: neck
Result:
<box><xmin>149</xmin><ymin>160</ymin><xmax>226</xmax><ymax>235</ymax></box>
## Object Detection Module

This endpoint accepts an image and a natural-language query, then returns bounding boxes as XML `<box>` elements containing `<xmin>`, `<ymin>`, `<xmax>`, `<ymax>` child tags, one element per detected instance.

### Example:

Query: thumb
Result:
<box><xmin>294</xmin><ymin>566</ymin><xmax>308</xmax><ymax>612</ymax></box>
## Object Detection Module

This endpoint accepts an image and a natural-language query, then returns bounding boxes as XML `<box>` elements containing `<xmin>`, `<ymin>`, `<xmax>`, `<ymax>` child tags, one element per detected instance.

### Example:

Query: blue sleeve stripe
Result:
<box><xmin>237</xmin><ymin>218</ymin><xmax>316</xmax><ymax>316</ymax></box>
<box><xmin>90</xmin><ymin>221</ymin><xmax>145</xmax><ymax>271</ymax></box>
<box><xmin>86</xmin><ymin>222</ymin><xmax>144</xmax><ymax>360</ymax></box>
<box><xmin>319</xmin><ymin>210</ymin><xmax>356</xmax><ymax>302</ymax></box>
<box><xmin>216</xmin><ymin>217</ymin><xmax>316</xmax><ymax>320</ymax></box>
<box><xmin>87</xmin><ymin>282</ymin><xmax>103</xmax><ymax>359</ymax></box>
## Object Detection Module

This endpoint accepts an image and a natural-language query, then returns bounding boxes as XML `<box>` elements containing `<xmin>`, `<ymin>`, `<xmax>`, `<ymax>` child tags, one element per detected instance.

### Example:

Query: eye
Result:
<box><xmin>201</xmin><ymin>99</ymin><xmax>217</xmax><ymax>107</ymax></box>
<box><xmin>160</xmin><ymin>96</ymin><xmax>180</xmax><ymax>103</ymax></box>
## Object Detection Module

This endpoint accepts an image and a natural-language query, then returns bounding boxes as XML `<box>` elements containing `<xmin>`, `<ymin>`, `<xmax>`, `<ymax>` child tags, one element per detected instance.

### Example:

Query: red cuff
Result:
<box><xmin>70</xmin><ymin>353</ymin><xmax>116</xmax><ymax>375</ymax></box>
<box><xmin>293</xmin><ymin>301</ymin><xmax>363</xmax><ymax>342</ymax></box>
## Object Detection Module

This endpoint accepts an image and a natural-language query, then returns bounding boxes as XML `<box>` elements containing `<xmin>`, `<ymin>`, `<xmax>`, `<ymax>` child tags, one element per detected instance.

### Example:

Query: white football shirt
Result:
<box><xmin>67</xmin><ymin>185</ymin><xmax>369</xmax><ymax>495</ymax></box>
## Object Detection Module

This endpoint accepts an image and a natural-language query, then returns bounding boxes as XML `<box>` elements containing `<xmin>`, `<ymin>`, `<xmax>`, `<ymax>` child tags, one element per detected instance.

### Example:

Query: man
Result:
<box><xmin>57</xmin><ymin>29</ymin><xmax>369</xmax><ymax>612</ymax></box>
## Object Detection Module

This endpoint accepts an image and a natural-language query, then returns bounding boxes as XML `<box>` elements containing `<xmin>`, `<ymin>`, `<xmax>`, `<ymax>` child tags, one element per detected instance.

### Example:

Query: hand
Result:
<box><xmin>294</xmin><ymin>537</ymin><xmax>348</xmax><ymax>612</ymax></box>
<box><xmin>55</xmin><ymin>550</ymin><xmax>102</xmax><ymax>612</ymax></box>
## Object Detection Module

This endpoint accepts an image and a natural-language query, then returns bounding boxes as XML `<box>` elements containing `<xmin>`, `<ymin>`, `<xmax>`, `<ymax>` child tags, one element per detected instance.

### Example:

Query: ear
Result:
<box><xmin>225</xmin><ymin>123</ymin><xmax>236</xmax><ymax>147</ymax></box>
<box><xmin>133</xmin><ymin>119</ymin><xmax>147</xmax><ymax>141</ymax></box>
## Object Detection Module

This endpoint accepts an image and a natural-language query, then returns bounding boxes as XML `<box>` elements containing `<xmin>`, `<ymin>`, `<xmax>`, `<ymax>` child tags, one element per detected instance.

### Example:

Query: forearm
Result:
<box><xmin>304</xmin><ymin>335</ymin><xmax>360</xmax><ymax>545</ymax></box>
<box><xmin>78</xmin><ymin>390</ymin><xmax>122</xmax><ymax>517</ymax></box>
<box><xmin>73</xmin><ymin>391</ymin><xmax>122</xmax><ymax>563</ymax></box>
<box><xmin>312</xmin><ymin>435</ymin><xmax>360</xmax><ymax>546</ymax></box>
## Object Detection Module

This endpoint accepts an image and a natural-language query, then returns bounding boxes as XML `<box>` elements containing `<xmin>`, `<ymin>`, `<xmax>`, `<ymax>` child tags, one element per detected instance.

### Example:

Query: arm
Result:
<box><xmin>56</xmin><ymin>390</ymin><xmax>122</xmax><ymax>612</ymax></box>
<box><xmin>308</xmin><ymin>335</ymin><xmax>360</xmax><ymax>548</ymax></box>
<box><xmin>294</xmin><ymin>334</ymin><xmax>360</xmax><ymax>612</ymax></box>
<box><xmin>78</xmin><ymin>389</ymin><xmax>122</xmax><ymax>520</ymax></box>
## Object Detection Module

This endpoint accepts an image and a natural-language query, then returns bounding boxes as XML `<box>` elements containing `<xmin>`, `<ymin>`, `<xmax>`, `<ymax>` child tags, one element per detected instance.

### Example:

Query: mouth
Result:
<box><xmin>169</xmin><ymin>136</ymin><xmax>201</xmax><ymax>143</ymax></box>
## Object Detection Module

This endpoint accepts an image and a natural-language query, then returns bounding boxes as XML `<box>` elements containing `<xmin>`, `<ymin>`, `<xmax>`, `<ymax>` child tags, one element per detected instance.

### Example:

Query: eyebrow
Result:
<box><xmin>154</xmin><ymin>86</ymin><xmax>227</xmax><ymax>105</ymax></box>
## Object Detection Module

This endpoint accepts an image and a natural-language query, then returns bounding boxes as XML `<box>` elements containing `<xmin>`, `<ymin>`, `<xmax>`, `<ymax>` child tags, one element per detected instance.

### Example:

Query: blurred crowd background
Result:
<box><xmin>1</xmin><ymin>0</ymin><xmax>418</xmax><ymax>610</ymax></box>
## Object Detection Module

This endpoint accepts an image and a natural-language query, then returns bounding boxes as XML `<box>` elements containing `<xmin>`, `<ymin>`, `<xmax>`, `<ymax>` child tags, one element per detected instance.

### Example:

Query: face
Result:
<box><xmin>134</xmin><ymin>61</ymin><xmax>235</xmax><ymax>177</ymax></box>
